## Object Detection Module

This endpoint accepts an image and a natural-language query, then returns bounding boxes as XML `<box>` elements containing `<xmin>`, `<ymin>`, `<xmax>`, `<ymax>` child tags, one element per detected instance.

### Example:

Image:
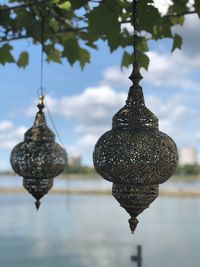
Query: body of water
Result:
<box><xmin>0</xmin><ymin>176</ymin><xmax>200</xmax><ymax>267</ymax></box>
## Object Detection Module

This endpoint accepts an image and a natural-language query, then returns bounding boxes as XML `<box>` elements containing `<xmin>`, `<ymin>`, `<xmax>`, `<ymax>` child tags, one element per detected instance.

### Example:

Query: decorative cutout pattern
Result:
<box><xmin>93</xmin><ymin>83</ymin><xmax>178</xmax><ymax>233</ymax></box>
<box><xmin>10</xmin><ymin>106</ymin><xmax>67</xmax><ymax>209</ymax></box>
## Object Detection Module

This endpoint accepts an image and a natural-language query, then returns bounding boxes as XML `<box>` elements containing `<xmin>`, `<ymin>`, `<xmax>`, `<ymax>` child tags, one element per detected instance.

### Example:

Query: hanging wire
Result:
<box><xmin>45</xmin><ymin>101</ymin><xmax>71</xmax><ymax>208</ymax></box>
<box><xmin>45</xmin><ymin>101</ymin><xmax>66</xmax><ymax>149</ymax></box>
<box><xmin>45</xmin><ymin>100</ymin><xmax>71</xmax><ymax>208</ymax></box>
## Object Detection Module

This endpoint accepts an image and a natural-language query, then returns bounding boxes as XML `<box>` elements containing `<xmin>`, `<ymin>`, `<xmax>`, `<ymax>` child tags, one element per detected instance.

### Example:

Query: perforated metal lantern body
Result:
<box><xmin>93</xmin><ymin>66</ymin><xmax>178</xmax><ymax>233</ymax></box>
<box><xmin>10</xmin><ymin>103</ymin><xmax>67</xmax><ymax>209</ymax></box>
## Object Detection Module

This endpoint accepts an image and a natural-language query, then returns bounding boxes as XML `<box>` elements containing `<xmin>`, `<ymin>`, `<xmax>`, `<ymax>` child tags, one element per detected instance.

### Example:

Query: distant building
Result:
<box><xmin>179</xmin><ymin>147</ymin><xmax>197</xmax><ymax>166</ymax></box>
<box><xmin>68</xmin><ymin>155</ymin><xmax>81</xmax><ymax>166</ymax></box>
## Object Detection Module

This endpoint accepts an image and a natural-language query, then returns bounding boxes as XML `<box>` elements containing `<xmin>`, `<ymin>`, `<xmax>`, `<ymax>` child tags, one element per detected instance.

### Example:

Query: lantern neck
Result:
<box><xmin>24</xmin><ymin>97</ymin><xmax>55</xmax><ymax>142</ymax></box>
<box><xmin>112</xmin><ymin>79</ymin><xmax>159</xmax><ymax>130</ymax></box>
<box><xmin>126</xmin><ymin>85</ymin><xmax>145</xmax><ymax>107</ymax></box>
<box><xmin>37</xmin><ymin>95</ymin><xmax>45</xmax><ymax>112</ymax></box>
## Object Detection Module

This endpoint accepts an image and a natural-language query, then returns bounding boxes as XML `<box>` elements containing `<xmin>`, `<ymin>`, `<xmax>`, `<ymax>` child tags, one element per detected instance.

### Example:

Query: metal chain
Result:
<box><xmin>37</xmin><ymin>5</ymin><xmax>66</xmax><ymax>150</ymax></box>
<box><xmin>128</xmin><ymin>0</ymin><xmax>143</xmax><ymax>100</ymax></box>
<box><xmin>39</xmin><ymin>12</ymin><xmax>45</xmax><ymax>98</ymax></box>
<box><xmin>132</xmin><ymin>0</ymin><xmax>139</xmax><ymax>62</ymax></box>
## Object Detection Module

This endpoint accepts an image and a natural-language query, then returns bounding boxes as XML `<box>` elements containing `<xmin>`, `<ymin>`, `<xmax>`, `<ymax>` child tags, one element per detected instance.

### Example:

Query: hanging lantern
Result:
<box><xmin>93</xmin><ymin>0</ymin><xmax>178</xmax><ymax>234</ymax></box>
<box><xmin>10</xmin><ymin>97</ymin><xmax>67</xmax><ymax>209</ymax></box>
<box><xmin>93</xmin><ymin>62</ymin><xmax>178</xmax><ymax>233</ymax></box>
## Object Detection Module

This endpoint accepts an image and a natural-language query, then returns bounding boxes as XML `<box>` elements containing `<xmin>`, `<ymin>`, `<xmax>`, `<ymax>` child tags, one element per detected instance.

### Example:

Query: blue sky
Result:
<box><xmin>0</xmin><ymin>10</ymin><xmax>200</xmax><ymax>171</ymax></box>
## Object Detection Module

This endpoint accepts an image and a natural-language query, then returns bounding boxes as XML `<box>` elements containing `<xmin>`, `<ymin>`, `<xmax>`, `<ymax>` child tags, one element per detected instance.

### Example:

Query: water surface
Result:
<box><xmin>0</xmin><ymin>190</ymin><xmax>200</xmax><ymax>267</ymax></box>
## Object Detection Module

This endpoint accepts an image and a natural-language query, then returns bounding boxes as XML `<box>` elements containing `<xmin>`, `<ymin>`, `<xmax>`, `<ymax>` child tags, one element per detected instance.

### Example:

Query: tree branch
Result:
<box><xmin>0</xmin><ymin>26</ymin><xmax>88</xmax><ymax>43</ymax></box>
<box><xmin>0</xmin><ymin>34</ymin><xmax>32</xmax><ymax>42</ymax></box>
<box><xmin>120</xmin><ymin>10</ymin><xmax>196</xmax><ymax>25</ymax></box>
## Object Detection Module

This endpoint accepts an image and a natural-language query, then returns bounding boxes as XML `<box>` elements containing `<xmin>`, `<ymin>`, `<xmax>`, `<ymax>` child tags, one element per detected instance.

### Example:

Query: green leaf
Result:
<box><xmin>194</xmin><ymin>0</ymin><xmax>200</xmax><ymax>17</ymax></box>
<box><xmin>63</xmin><ymin>37</ymin><xmax>90</xmax><ymax>68</ymax></box>
<box><xmin>45</xmin><ymin>46</ymin><xmax>62</xmax><ymax>63</ymax></box>
<box><xmin>170</xmin><ymin>16</ymin><xmax>184</xmax><ymax>25</ymax></box>
<box><xmin>85</xmin><ymin>41</ymin><xmax>98</xmax><ymax>50</ymax></box>
<box><xmin>121</xmin><ymin>50</ymin><xmax>149</xmax><ymax>70</ymax></box>
<box><xmin>79</xmin><ymin>49</ymin><xmax>90</xmax><ymax>69</ymax></box>
<box><xmin>138</xmin><ymin>37</ymin><xmax>149</xmax><ymax>52</ymax></box>
<box><xmin>138</xmin><ymin>5</ymin><xmax>161</xmax><ymax>34</ymax></box>
<box><xmin>58</xmin><ymin>1</ymin><xmax>71</xmax><ymax>10</ymax></box>
<box><xmin>121</xmin><ymin>51</ymin><xmax>132</xmax><ymax>68</ymax></box>
<box><xmin>0</xmin><ymin>44</ymin><xmax>15</xmax><ymax>65</ymax></box>
<box><xmin>88</xmin><ymin>1</ymin><xmax>121</xmax><ymax>49</ymax></box>
<box><xmin>137</xmin><ymin>51</ymin><xmax>150</xmax><ymax>70</ymax></box>
<box><xmin>70</xmin><ymin>0</ymin><xmax>88</xmax><ymax>9</ymax></box>
<box><xmin>17</xmin><ymin>51</ymin><xmax>29</xmax><ymax>68</ymax></box>
<box><xmin>63</xmin><ymin>38</ymin><xmax>80</xmax><ymax>65</ymax></box>
<box><xmin>171</xmin><ymin>34</ymin><xmax>182</xmax><ymax>52</ymax></box>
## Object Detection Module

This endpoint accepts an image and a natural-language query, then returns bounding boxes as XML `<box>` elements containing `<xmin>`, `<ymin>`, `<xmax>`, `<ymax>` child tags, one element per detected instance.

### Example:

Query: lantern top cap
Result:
<box><xmin>112</xmin><ymin>85</ymin><xmax>159</xmax><ymax>130</ymax></box>
<box><xmin>24</xmin><ymin>97</ymin><xmax>55</xmax><ymax>142</ymax></box>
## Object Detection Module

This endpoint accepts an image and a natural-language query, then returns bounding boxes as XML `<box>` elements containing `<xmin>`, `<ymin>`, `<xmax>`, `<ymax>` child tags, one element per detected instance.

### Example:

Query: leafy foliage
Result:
<box><xmin>0</xmin><ymin>0</ymin><xmax>198</xmax><ymax>69</ymax></box>
<box><xmin>64</xmin><ymin>165</ymin><xmax>97</xmax><ymax>175</ymax></box>
<box><xmin>17</xmin><ymin>51</ymin><xmax>29</xmax><ymax>67</ymax></box>
<box><xmin>175</xmin><ymin>164</ymin><xmax>200</xmax><ymax>176</ymax></box>
<box><xmin>171</xmin><ymin>34</ymin><xmax>182</xmax><ymax>52</ymax></box>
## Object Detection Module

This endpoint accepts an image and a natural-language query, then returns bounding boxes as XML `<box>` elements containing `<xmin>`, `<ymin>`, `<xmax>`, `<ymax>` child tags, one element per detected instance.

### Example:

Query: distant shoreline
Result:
<box><xmin>1</xmin><ymin>173</ymin><xmax>200</xmax><ymax>181</ymax></box>
<box><xmin>1</xmin><ymin>187</ymin><xmax>200</xmax><ymax>198</ymax></box>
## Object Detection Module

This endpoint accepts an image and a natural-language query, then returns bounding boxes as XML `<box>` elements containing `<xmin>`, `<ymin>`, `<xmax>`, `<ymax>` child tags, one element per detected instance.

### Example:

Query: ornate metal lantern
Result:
<box><xmin>93</xmin><ymin>0</ymin><xmax>178</xmax><ymax>234</ymax></box>
<box><xmin>10</xmin><ymin>97</ymin><xmax>67</xmax><ymax>209</ymax></box>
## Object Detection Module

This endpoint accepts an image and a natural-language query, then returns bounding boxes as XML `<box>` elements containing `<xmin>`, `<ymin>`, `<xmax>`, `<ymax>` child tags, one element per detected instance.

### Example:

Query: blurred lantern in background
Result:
<box><xmin>10</xmin><ymin>96</ymin><xmax>67</xmax><ymax>210</ymax></box>
<box><xmin>10</xmin><ymin>9</ymin><xmax>68</xmax><ymax>210</ymax></box>
<box><xmin>93</xmin><ymin>0</ymin><xmax>178</xmax><ymax>234</ymax></box>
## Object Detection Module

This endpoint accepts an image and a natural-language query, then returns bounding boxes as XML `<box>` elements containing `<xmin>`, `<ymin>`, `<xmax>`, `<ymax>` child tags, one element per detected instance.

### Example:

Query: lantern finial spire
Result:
<box><xmin>35</xmin><ymin>200</ymin><xmax>41</xmax><ymax>210</ymax></box>
<box><xmin>37</xmin><ymin>95</ymin><xmax>45</xmax><ymax>112</ymax></box>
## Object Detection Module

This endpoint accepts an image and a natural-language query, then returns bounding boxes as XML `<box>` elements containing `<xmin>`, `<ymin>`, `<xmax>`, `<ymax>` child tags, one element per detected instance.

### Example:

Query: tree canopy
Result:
<box><xmin>0</xmin><ymin>0</ymin><xmax>199</xmax><ymax>69</ymax></box>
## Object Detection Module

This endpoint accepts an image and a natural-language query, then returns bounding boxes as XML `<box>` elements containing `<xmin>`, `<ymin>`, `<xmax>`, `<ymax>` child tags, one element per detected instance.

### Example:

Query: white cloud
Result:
<box><xmin>145</xmin><ymin>94</ymin><xmax>195</xmax><ymax>137</ymax></box>
<box><xmin>101</xmin><ymin>48</ymin><xmax>200</xmax><ymax>92</ymax></box>
<box><xmin>102</xmin><ymin>66</ymin><xmax>131</xmax><ymax>88</ymax></box>
<box><xmin>0</xmin><ymin>120</ymin><xmax>13</xmax><ymax>132</ymax></box>
<box><xmin>143</xmin><ymin>50</ymin><xmax>200</xmax><ymax>91</ymax></box>
<box><xmin>45</xmin><ymin>86</ymin><xmax>126</xmax><ymax>133</ymax></box>
<box><xmin>176</xmin><ymin>14</ymin><xmax>200</xmax><ymax>57</ymax></box>
<box><xmin>0</xmin><ymin>120</ymin><xmax>27</xmax><ymax>150</ymax></box>
<box><xmin>69</xmin><ymin>134</ymin><xmax>98</xmax><ymax>157</ymax></box>
<box><xmin>153</xmin><ymin>0</ymin><xmax>172</xmax><ymax>15</ymax></box>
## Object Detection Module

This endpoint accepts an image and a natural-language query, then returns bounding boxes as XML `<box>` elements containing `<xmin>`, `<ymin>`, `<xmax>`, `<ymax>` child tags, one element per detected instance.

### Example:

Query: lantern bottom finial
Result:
<box><xmin>35</xmin><ymin>200</ymin><xmax>41</xmax><ymax>210</ymax></box>
<box><xmin>129</xmin><ymin>217</ymin><xmax>139</xmax><ymax>234</ymax></box>
<box><xmin>112</xmin><ymin>183</ymin><xmax>159</xmax><ymax>234</ymax></box>
<box><xmin>23</xmin><ymin>177</ymin><xmax>53</xmax><ymax>207</ymax></box>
